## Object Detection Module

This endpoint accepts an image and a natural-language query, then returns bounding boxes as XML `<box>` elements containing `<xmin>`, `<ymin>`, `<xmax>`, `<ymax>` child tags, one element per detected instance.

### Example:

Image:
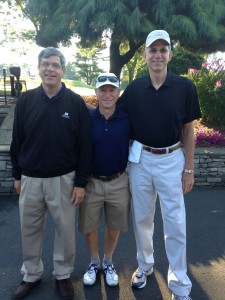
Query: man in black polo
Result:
<box><xmin>78</xmin><ymin>73</ymin><xmax>131</xmax><ymax>287</ymax></box>
<box><xmin>118</xmin><ymin>30</ymin><xmax>201</xmax><ymax>300</ymax></box>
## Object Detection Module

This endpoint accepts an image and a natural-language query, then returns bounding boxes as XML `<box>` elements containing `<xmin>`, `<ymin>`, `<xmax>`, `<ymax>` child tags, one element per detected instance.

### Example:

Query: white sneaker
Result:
<box><xmin>102</xmin><ymin>262</ymin><xmax>118</xmax><ymax>286</ymax></box>
<box><xmin>83</xmin><ymin>264</ymin><xmax>100</xmax><ymax>285</ymax></box>
<box><xmin>172</xmin><ymin>294</ymin><xmax>192</xmax><ymax>300</ymax></box>
<box><xmin>131</xmin><ymin>267</ymin><xmax>153</xmax><ymax>289</ymax></box>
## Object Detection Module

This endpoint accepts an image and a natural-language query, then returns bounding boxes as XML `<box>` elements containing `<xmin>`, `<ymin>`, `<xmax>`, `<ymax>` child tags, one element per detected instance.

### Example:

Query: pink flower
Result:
<box><xmin>202</xmin><ymin>62</ymin><xmax>207</xmax><ymax>68</ymax></box>
<box><xmin>188</xmin><ymin>68</ymin><xmax>200</xmax><ymax>73</ymax></box>
<box><xmin>194</xmin><ymin>123</ymin><xmax>225</xmax><ymax>147</ymax></box>
<box><xmin>216</xmin><ymin>80</ymin><xmax>222</xmax><ymax>88</ymax></box>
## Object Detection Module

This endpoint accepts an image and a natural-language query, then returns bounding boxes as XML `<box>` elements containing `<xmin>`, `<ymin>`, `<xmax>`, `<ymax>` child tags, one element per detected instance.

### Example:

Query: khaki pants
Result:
<box><xmin>19</xmin><ymin>172</ymin><xmax>75</xmax><ymax>282</ymax></box>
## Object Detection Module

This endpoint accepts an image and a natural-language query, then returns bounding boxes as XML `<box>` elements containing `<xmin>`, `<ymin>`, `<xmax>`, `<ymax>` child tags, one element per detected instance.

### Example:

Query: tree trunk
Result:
<box><xmin>109</xmin><ymin>40</ymin><xmax>123</xmax><ymax>79</ymax></box>
<box><xmin>109</xmin><ymin>34</ymin><xmax>144</xmax><ymax>80</ymax></box>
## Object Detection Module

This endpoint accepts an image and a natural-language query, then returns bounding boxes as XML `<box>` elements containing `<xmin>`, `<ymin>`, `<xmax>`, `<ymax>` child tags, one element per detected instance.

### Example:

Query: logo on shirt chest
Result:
<box><xmin>62</xmin><ymin>112</ymin><xmax>70</xmax><ymax>119</ymax></box>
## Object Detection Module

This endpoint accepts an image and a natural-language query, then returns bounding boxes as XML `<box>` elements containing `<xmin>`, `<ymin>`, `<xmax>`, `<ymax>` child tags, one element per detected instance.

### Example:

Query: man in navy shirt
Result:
<box><xmin>78</xmin><ymin>73</ymin><xmax>131</xmax><ymax>287</ymax></box>
<box><xmin>118</xmin><ymin>30</ymin><xmax>201</xmax><ymax>300</ymax></box>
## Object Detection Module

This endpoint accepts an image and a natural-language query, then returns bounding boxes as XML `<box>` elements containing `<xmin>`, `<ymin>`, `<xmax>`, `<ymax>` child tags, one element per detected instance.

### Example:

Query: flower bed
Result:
<box><xmin>194</xmin><ymin>121</ymin><xmax>225</xmax><ymax>147</ymax></box>
<box><xmin>82</xmin><ymin>95</ymin><xmax>98</xmax><ymax>107</ymax></box>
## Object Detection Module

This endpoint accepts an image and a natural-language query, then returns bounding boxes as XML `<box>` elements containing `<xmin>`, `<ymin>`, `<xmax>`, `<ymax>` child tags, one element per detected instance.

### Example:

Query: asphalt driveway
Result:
<box><xmin>0</xmin><ymin>188</ymin><xmax>225</xmax><ymax>300</ymax></box>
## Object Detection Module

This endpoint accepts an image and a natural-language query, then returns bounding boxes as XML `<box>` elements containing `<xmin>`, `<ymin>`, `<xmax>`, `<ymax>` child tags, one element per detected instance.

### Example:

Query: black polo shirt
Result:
<box><xmin>118</xmin><ymin>73</ymin><xmax>201</xmax><ymax>148</ymax></box>
<box><xmin>90</xmin><ymin>106</ymin><xmax>130</xmax><ymax>176</ymax></box>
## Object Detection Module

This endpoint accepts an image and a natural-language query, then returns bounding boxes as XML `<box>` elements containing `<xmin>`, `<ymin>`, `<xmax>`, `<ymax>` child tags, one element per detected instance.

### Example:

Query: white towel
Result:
<box><xmin>128</xmin><ymin>140</ymin><xmax>143</xmax><ymax>163</ymax></box>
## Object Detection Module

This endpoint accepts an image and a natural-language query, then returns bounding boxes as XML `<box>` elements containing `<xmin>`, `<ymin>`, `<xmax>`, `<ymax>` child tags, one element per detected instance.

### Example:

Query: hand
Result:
<box><xmin>182</xmin><ymin>173</ymin><xmax>194</xmax><ymax>194</ymax></box>
<box><xmin>71</xmin><ymin>187</ymin><xmax>85</xmax><ymax>206</ymax></box>
<box><xmin>14</xmin><ymin>180</ymin><xmax>21</xmax><ymax>194</ymax></box>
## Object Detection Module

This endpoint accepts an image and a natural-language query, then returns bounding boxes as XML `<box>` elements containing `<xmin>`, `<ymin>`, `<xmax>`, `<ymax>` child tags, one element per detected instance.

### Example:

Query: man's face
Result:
<box><xmin>144</xmin><ymin>40</ymin><xmax>173</xmax><ymax>73</ymax></box>
<box><xmin>95</xmin><ymin>85</ymin><xmax>120</xmax><ymax>110</ymax></box>
<box><xmin>38</xmin><ymin>55</ymin><xmax>65</xmax><ymax>88</ymax></box>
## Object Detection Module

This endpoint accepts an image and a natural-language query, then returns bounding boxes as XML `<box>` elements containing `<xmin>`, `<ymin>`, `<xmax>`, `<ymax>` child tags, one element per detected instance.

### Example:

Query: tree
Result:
<box><xmin>3</xmin><ymin>0</ymin><xmax>225</xmax><ymax>79</ymax></box>
<box><xmin>121</xmin><ymin>40</ymin><xmax>145</xmax><ymax>82</ymax></box>
<box><xmin>121</xmin><ymin>48</ymin><xmax>147</xmax><ymax>88</ymax></box>
<box><xmin>73</xmin><ymin>47</ymin><xmax>104</xmax><ymax>85</ymax></box>
<box><xmin>64</xmin><ymin>61</ymin><xmax>77</xmax><ymax>80</ymax></box>
<box><xmin>0</xmin><ymin>1</ymin><xmax>35</xmax><ymax>49</ymax></box>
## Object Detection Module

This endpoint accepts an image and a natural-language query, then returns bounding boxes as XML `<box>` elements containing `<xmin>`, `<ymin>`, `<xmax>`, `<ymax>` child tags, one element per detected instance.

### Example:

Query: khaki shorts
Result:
<box><xmin>78</xmin><ymin>172</ymin><xmax>131</xmax><ymax>234</ymax></box>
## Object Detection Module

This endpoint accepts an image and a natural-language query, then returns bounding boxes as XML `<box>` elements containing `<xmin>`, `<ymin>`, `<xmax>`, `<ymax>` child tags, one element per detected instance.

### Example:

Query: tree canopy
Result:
<box><xmin>5</xmin><ymin>0</ymin><xmax>225</xmax><ymax>78</ymax></box>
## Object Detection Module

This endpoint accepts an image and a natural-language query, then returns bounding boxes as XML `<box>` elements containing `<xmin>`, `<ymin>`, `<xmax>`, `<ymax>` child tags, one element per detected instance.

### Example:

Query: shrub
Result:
<box><xmin>185</xmin><ymin>59</ymin><xmax>225</xmax><ymax>128</ymax></box>
<box><xmin>169</xmin><ymin>47</ymin><xmax>204</xmax><ymax>75</ymax></box>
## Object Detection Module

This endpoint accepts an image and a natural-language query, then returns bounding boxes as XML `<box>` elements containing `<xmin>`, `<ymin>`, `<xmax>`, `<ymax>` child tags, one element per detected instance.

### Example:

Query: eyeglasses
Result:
<box><xmin>40</xmin><ymin>62</ymin><xmax>62</xmax><ymax>70</ymax></box>
<box><xmin>97</xmin><ymin>76</ymin><xmax>119</xmax><ymax>83</ymax></box>
<box><xmin>148</xmin><ymin>48</ymin><xmax>169</xmax><ymax>54</ymax></box>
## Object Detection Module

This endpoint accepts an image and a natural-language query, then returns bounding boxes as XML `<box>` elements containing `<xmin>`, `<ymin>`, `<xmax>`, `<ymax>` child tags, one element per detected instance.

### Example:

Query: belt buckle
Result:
<box><xmin>144</xmin><ymin>142</ymin><xmax>180</xmax><ymax>155</ymax></box>
<box><xmin>145</xmin><ymin>146</ymin><xmax>166</xmax><ymax>154</ymax></box>
<box><xmin>94</xmin><ymin>170</ymin><xmax>124</xmax><ymax>182</ymax></box>
<box><xmin>154</xmin><ymin>148</ymin><xmax>166</xmax><ymax>154</ymax></box>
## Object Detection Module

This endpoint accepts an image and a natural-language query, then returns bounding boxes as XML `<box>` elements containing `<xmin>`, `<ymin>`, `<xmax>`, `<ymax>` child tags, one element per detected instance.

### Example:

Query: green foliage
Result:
<box><xmin>169</xmin><ymin>47</ymin><xmax>205</xmax><ymax>75</ymax></box>
<box><xmin>73</xmin><ymin>46</ymin><xmax>104</xmax><ymax>86</ymax></box>
<box><xmin>3</xmin><ymin>0</ymin><xmax>225</xmax><ymax>79</ymax></box>
<box><xmin>64</xmin><ymin>62</ymin><xmax>77</xmax><ymax>80</ymax></box>
<box><xmin>15</xmin><ymin>0</ymin><xmax>225</xmax><ymax>78</ymax></box>
<box><xmin>0</xmin><ymin>1</ymin><xmax>36</xmax><ymax>46</ymax></box>
<box><xmin>185</xmin><ymin>60</ymin><xmax>225</xmax><ymax>128</ymax></box>
<box><xmin>135</xmin><ymin>59</ymin><xmax>149</xmax><ymax>78</ymax></box>
<box><xmin>121</xmin><ymin>44</ymin><xmax>146</xmax><ymax>85</ymax></box>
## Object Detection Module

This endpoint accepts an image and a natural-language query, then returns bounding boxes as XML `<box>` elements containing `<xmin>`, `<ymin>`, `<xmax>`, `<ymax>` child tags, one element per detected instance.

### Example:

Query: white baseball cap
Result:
<box><xmin>96</xmin><ymin>73</ymin><xmax>120</xmax><ymax>89</ymax></box>
<box><xmin>146</xmin><ymin>30</ymin><xmax>171</xmax><ymax>48</ymax></box>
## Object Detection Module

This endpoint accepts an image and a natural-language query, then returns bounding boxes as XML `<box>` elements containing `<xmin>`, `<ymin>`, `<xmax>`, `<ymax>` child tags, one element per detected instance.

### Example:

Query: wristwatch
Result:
<box><xmin>183</xmin><ymin>169</ymin><xmax>194</xmax><ymax>174</ymax></box>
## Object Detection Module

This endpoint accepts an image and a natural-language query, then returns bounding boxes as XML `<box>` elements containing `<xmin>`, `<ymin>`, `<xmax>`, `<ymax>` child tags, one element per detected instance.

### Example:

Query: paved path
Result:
<box><xmin>0</xmin><ymin>188</ymin><xmax>225</xmax><ymax>300</ymax></box>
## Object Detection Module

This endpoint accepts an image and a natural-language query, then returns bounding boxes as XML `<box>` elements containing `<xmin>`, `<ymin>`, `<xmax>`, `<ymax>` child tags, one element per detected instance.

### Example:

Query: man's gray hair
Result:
<box><xmin>38</xmin><ymin>47</ymin><xmax>66</xmax><ymax>69</ymax></box>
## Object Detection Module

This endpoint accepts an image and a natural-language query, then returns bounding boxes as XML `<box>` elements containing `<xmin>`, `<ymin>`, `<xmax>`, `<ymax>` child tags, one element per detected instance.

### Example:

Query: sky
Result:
<box><xmin>0</xmin><ymin>2</ymin><xmax>40</xmax><ymax>75</ymax></box>
<box><xmin>0</xmin><ymin>2</ymin><xmax>109</xmax><ymax>77</ymax></box>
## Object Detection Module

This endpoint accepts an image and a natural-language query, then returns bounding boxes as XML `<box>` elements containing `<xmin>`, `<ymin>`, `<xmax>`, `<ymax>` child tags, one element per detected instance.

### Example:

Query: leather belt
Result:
<box><xmin>91</xmin><ymin>170</ymin><xmax>125</xmax><ymax>182</ymax></box>
<box><xmin>143</xmin><ymin>142</ymin><xmax>180</xmax><ymax>155</ymax></box>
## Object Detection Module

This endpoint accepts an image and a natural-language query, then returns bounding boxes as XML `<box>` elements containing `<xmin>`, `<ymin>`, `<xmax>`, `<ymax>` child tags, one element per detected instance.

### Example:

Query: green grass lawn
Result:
<box><xmin>64</xmin><ymin>79</ymin><xmax>93</xmax><ymax>89</ymax></box>
<box><xmin>0</xmin><ymin>77</ymin><xmax>94</xmax><ymax>96</ymax></box>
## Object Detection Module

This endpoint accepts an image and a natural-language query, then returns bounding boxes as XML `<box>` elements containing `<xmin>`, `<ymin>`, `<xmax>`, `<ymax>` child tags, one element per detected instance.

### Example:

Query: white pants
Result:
<box><xmin>19</xmin><ymin>172</ymin><xmax>75</xmax><ymax>282</ymax></box>
<box><xmin>129</xmin><ymin>148</ymin><xmax>192</xmax><ymax>296</ymax></box>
